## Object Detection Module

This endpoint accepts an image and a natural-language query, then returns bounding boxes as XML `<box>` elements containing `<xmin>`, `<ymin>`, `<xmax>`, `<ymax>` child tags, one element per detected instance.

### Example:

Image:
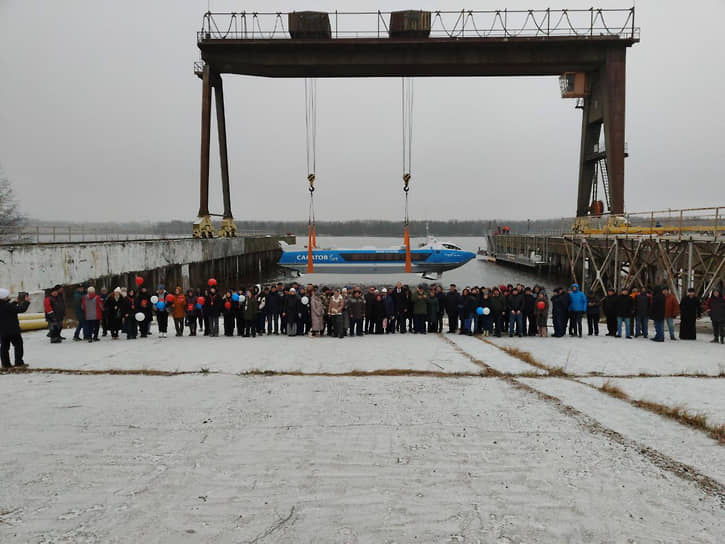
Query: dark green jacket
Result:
<box><xmin>411</xmin><ymin>290</ymin><xmax>428</xmax><ymax>315</ymax></box>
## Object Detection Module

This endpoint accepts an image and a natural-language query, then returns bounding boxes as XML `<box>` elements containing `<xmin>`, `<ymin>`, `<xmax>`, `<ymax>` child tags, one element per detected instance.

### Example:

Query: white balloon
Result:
<box><xmin>135</xmin><ymin>312</ymin><xmax>145</xmax><ymax>322</ymax></box>
<box><xmin>301</xmin><ymin>296</ymin><xmax>309</xmax><ymax>305</ymax></box>
<box><xmin>483</xmin><ymin>307</ymin><xmax>491</xmax><ymax>315</ymax></box>
<box><xmin>150</xmin><ymin>295</ymin><xmax>159</xmax><ymax>304</ymax></box>
<box><xmin>239</xmin><ymin>295</ymin><xmax>246</xmax><ymax>302</ymax></box>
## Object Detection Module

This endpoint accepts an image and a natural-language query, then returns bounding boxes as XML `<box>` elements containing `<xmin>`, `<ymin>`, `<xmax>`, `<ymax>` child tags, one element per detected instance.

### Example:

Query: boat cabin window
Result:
<box><xmin>441</xmin><ymin>243</ymin><xmax>462</xmax><ymax>250</ymax></box>
<box><xmin>341</xmin><ymin>252</ymin><xmax>429</xmax><ymax>262</ymax></box>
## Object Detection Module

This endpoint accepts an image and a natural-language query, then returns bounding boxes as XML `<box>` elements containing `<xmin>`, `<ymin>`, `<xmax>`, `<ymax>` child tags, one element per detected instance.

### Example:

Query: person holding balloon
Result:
<box><xmin>122</xmin><ymin>288</ymin><xmax>137</xmax><ymax>339</ymax></box>
<box><xmin>230</xmin><ymin>290</ymin><xmax>243</xmax><ymax>336</ymax></box>
<box><xmin>152</xmin><ymin>285</ymin><xmax>170</xmax><ymax>338</ymax></box>
<box><xmin>136</xmin><ymin>285</ymin><xmax>152</xmax><ymax>338</ymax></box>
<box><xmin>222</xmin><ymin>290</ymin><xmax>236</xmax><ymax>337</ymax></box>
<box><xmin>205</xmin><ymin>283</ymin><xmax>223</xmax><ymax>337</ymax></box>
<box><xmin>479</xmin><ymin>291</ymin><xmax>493</xmax><ymax>336</ymax></box>
<box><xmin>535</xmin><ymin>292</ymin><xmax>549</xmax><ymax>337</ymax></box>
<box><xmin>184</xmin><ymin>289</ymin><xmax>198</xmax><ymax>336</ymax></box>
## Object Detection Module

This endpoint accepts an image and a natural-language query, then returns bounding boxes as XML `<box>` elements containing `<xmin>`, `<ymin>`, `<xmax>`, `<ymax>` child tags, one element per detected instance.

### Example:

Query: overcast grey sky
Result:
<box><xmin>1</xmin><ymin>0</ymin><xmax>723</xmax><ymax>223</ymax></box>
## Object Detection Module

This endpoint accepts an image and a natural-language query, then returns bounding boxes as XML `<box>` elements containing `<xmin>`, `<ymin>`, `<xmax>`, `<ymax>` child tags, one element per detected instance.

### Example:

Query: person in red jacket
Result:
<box><xmin>44</xmin><ymin>286</ymin><xmax>65</xmax><ymax>344</ymax></box>
<box><xmin>81</xmin><ymin>286</ymin><xmax>104</xmax><ymax>342</ymax></box>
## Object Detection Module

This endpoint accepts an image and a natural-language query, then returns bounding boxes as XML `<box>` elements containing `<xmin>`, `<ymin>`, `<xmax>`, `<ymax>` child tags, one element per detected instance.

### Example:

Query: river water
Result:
<box><xmin>270</xmin><ymin>235</ymin><xmax>556</xmax><ymax>290</ymax></box>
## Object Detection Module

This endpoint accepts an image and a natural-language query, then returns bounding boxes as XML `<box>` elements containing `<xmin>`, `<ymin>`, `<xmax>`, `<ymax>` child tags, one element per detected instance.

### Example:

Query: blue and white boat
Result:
<box><xmin>278</xmin><ymin>238</ymin><xmax>475</xmax><ymax>279</ymax></box>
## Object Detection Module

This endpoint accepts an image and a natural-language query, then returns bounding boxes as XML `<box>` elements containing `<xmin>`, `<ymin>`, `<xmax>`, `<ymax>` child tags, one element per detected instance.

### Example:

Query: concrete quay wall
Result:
<box><xmin>0</xmin><ymin>235</ymin><xmax>295</xmax><ymax>311</ymax></box>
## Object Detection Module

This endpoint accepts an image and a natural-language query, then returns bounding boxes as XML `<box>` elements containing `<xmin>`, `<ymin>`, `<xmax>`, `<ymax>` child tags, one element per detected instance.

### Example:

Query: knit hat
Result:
<box><xmin>0</xmin><ymin>288</ymin><xmax>10</xmax><ymax>300</ymax></box>
<box><xmin>114</xmin><ymin>287</ymin><xmax>122</xmax><ymax>294</ymax></box>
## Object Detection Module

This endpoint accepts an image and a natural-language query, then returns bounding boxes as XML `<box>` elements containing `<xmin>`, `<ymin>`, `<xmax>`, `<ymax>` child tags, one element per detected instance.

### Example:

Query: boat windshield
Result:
<box><xmin>441</xmin><ymin>243</ymin><xmax>462</xmax><ymax>251</ymax></box>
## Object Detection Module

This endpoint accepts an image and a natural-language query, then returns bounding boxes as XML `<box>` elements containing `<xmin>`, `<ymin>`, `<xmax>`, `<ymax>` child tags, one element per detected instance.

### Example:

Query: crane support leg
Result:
<box><xmin>195</xmin><ymin>64</ymin><xmax>213</xmax><ymax>238</ymax></box>
<box><xmin>213</xmin><ymin>74</ymin><xmax>237</xmax><ymax>238</ymax></box>
<box><xmin>602</xmin><ymin>47</ymin><xmax>627</xmax><ymax>217</ymax></box>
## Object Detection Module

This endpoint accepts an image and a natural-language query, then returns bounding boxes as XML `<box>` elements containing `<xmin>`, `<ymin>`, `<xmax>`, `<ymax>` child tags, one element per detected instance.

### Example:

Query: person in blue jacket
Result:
<box><xmin>567</xmin><ymin>283</ymin><xmax>588</xmax><ymax>337</ymax></box>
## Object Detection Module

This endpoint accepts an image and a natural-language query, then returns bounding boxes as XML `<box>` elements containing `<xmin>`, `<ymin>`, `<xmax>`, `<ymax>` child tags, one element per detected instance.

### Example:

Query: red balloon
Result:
<box><xmin>140</xmin><ymin>299</ymin><xmax>148</xmax><ymax>307</ymax></box>
<box><xmin>208</xmin><ymin>278</ymin><xmax>217</xmax><ymax>287</ymax></box>
<box><xmin>224</xmin><ymin>301</ymin><xmax>232</xmax><ymax>310</ymax></box>
<box><xmin>536</xmin><ymin>301</ymin><xmax>546</xmax><ymax>310</ymax></box>
<box><xmin>197</xmin><ymin>296</ymin><xmax>206</xmax><ymax>306</ymax></box>
<box><xmin>187</xmin><ymin>304</ymin><xmax>194</xmax><ymax>312</ymax></box>
<box><xmin>166</xmin><ymin>294</ymin><xmax>176</xmax><ymax>303</ymax></box>
<box><xmin>135</xmin><ymin>276</ymin><xmax>144</xmax><ymax>286</ymax></box>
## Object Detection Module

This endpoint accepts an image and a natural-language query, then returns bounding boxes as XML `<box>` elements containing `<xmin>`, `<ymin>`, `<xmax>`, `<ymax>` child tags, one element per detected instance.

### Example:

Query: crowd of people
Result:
<box><xmin>1</xmin><ymin>280</ymin><xmax>724</xmax><ymax>368</ymax></box>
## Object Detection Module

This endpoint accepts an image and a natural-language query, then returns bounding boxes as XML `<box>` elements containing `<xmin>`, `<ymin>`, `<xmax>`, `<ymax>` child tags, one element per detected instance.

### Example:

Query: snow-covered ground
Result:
<box><xmin>582</xmin><ymin>377</ymin><xmax>725</xmax><ymax>427</ymax></box>
<box><xmin>489</xmin><ymin>333</ymin><xmax>725</xmax><ymax>376</ymax></box>
<box><xmin>1</xmin><ymin>374</ymin><xmax>723</xmax><ymax>543</ymax></box>
<box><xmin>2</xmin><ymin>330</ymin><xmax>724</xmax><ymax>542</ymax></box>
<box><xmin>20</xmin><ymin>330</ymin><xmax>480</xmax><ymax>374</ymax></box>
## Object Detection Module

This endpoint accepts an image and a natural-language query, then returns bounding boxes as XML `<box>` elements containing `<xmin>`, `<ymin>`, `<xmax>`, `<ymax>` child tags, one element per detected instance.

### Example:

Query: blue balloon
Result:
<box><xmin>476</xmin><ymin>306</ymin><xmax>484</xmax><ymax>315</ymax></box>
<box><xmin>232</xmin><ymin>293</ymin><xmax>240</xmax><ymax>302</ymax></box>
<box><xmin>156</xmin><ymin>301</ymin><xmax>166</xmax><ymax>311</ymax></box>
<box><xmin>196</xmin><ymin>303</ymin><xmax>202</xmax><ymax>310</ymax></box>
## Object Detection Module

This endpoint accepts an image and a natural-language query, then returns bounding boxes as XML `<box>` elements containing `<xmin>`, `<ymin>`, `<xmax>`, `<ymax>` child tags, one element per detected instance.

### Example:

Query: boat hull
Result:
<box><xmin>278</xmin><ymin>248</ymin><xmax>475</xmax><ymax>275</ymax></box>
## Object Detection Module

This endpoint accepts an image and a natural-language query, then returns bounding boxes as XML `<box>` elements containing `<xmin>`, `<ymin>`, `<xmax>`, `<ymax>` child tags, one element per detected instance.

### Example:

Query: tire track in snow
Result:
<box><xmin>435</xmin><ymin>333</ymin><xmax>725</xmax><ymax>502</ymax></box>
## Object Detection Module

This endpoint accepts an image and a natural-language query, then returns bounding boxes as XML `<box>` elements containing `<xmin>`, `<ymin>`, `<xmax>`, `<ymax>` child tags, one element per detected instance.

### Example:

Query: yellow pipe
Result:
<box><xmin>19</xmin><ymin>313</ymin><xmax>45</xmax><ymax>321</ymax></box>
<box><xmin>21</xmin><ymin>319</ymin><xmax>48</xmax><ymax>332</ymax></box>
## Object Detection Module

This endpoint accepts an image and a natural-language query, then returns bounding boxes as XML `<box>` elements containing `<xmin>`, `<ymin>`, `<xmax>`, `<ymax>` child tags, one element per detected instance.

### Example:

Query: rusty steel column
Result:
<box><xmin>198</xmin><ymin>64</ymin><xmax>212</xmax><ymax>218</ymax></box>
<box><xmin>212</xmin><ymin>74</ymin><xmax>233</xmax><ymax>219</ymax></box>
<box><xmin>576</xmin><ymin>71</ymin><xmax>603</xmax><ymax>218</ymax></box>
<box><xmin>602</xmin><ymin>47</ymin><xmax>627</xmax><ymax>216</ymax></box>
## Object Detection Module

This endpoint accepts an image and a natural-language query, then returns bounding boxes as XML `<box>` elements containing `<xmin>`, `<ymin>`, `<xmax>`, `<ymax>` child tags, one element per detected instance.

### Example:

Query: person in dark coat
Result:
<box><xmin>586</xmin><ymin>292</ymin><xmax>600</xmax><ymax>336</ymax></box>
<box><xmin>444</xmin><ymin>284</ymin><xmax>461</xmax><ymax>333</ymax></box>
<box><xmin>122</xmin><ymin>288</ymin><xmax>138</xmax><ymax>339</ymax></box>
<box><xmin>104</xmin><ymin>288</ymin><xmax>123</xmax><ymax>339</ymax></box>
<box><xmin>72</xmin><ymin>285</ymin><xmax>86</xmax><ymax>341</ymax></box>
<box><xmin>551</xmin><ymin>288</ymin><xmax>570</xmax><ymax>338</ymax></box>
<box><xmin>392</xmin><ymin>283</ymin><xmax>409</xmax><ymax>334</ymax></box>
<box><xmin>506</xmin><ymin>287</ymin><xmax>525</xmax><ymax>337</ymax></box>
<box><xmin>678</xmin><ymin>288</ymin><xmax>701</xmax><ymax>340</ymax></box>
<box><xmin>634</xmin><ymin>287</ymin><xmax>651</xmax><ymax>338</ymax></box>
<box><xmin>283</xmin><ymin>287</ymin><xmax>300</xmax><ymax>336</ymax></box>
<box><xmin>205</xmin><ymin>287</ymin><xmax>223</xmax><ymax>337</ymax></box>
<box><xmin>266</xmin><ymin>285</ymin><xmax>282</xmax><ymax>335</ymax></box>
<box><xmin>650</xmin><ymin>286</ymin><xmax>666</xmax><ymax>342</ymax></box>
<box><xmin>222</xmin><ymin>291</ymin><xmax>236</xmax><ymax>336</ymax></box>
<box><xmin>243</xmin><ymin>289</ymin><xmax>259</xmax><ymax>337</ymax></box>
<box><xmin>615</xmin><ymin>287</ymin><xmax>634</xmax><ymax>338</ymax></box>
<box><xmin>488</xmin><ymin>288</ymin><xmax>506</xmax><ymax>337</ymax></box>
<box><xmin>382</xmin><ymin>288</ymin><xmax>396</xmax><ymax>333</ymax></box>
<box><xmin>44</xmin><ymin>286</ymin><xmax>66</xmax><ymax>344</ymax></box>
<box><xmin>0</xmin><ymin>289</ymin><xmax>30</xmax><ymax>368</ymax></box>
<box><xmin>363</xmin><ymin>286</ymin><xmax>376</xmax><ymax>334</ymax></box>
<box><xmin>373</xmin><ymin>292</ymin><xmax>385</xmax><ymax>334</ymax></box>
<box><xmin>601</xmin><ymin>288</ymin><xmax>619</xmax><ymax>337</ymax></box>
<box><xmin>348</xmin><ymin>289</ymin><xmax>365</xmax><ymax>336</ymax></box>
<box><xmin>523</xmin><ymin>287</ymin><xmax>536</xmax><ymax>336</ymax></box>
<box><xmin>136</xmin><ymin>287</ymin><xmax>152</xmax><ymax>338</ymax></box>
<box><xmin>458</xmin><ymin>288</ymin><xmax>475</xmax><ymax>336</ymax></box>
<box><xmin>707</xmin><ymin>288</ymin><xmax>725</xmax><ymax>343</ymax></box>
<box><xmin>184</xmin><ymin>289</ymin><xmax>198</xmax><ymax>336</ymax></box>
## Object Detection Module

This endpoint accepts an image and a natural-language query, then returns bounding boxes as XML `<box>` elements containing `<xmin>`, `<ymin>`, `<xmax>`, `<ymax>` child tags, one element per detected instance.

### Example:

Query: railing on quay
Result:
<box><xmin>487</xmin><ymin>206</ymin><xmax>725</xmax><ymax>241</ymax></box>
<box><xmin>0</xmin><ymin>226</ymin><xmax>279</xmax><ymax>245</ymax></box>
<box><xmin>198</xmin><ymin>8</ymin><xmax>638</xmax><ymax>42</ymax></box>
<box><xmin>575</xmin><ymin>206</ymin><xmax>725</xmax><ymax>241</ymax></box>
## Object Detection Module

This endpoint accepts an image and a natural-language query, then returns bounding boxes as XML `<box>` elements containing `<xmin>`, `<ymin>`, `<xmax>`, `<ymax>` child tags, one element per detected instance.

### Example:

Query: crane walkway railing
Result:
<box><xmin>198</xmin><ymin>8</ymin><xmax>638</xmax><ymax>42</ymax></box>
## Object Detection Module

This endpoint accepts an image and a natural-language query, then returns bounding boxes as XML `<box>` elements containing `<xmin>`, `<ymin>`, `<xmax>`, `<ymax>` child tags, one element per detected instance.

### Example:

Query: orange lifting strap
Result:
<box><xmin>404</xmin><ymin>224</ymin><xmax>412</xmax><ymax>273</ymax></box>
<box><xmin>307</xmin><ymin>224</ymin><xmax>314</xmax><ymax>273</ymax></box>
